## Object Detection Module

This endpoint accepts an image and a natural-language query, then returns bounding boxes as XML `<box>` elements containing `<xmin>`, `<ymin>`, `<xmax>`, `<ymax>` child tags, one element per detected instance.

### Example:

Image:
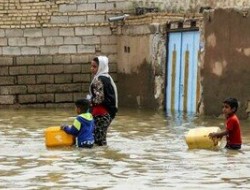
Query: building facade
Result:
<box><xmin>0</xmin><ymin>0</ymin><xmax>249</xmax><ymax>118</ymax></box>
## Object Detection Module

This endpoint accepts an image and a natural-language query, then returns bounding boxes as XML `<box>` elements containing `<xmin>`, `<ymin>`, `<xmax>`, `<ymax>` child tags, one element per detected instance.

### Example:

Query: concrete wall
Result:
<box><xmin>117</xmin><ymin>9</ymin><xmax>250</xmax><ymax>119</ymax></box>
<box><xmin>201</xmin><ymin>8</ymin><xmax>250</xmax><ymax>119</ymax></box>
<box><xmin>116</xmin><ymin>13</ymin><xmax>200</xmax><ymax>110</ymax></box>
<box><xmin>117</xmin><ymin>35</ymin><xmax>157</xmax><ymax>108</ymax></box>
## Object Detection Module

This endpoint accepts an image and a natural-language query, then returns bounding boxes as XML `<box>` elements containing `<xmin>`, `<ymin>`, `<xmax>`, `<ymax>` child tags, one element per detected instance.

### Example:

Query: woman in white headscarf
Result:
<box><xmin>89</xmin><ymin>56</ymin><xmax>118</xmax><ymax>146</ymax></box>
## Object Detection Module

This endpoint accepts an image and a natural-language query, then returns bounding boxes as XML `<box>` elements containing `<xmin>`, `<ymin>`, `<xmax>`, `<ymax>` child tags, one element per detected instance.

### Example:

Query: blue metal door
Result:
<box><xmin>166</xmin><ymin>31</ymin><xmax>200</xmax><ymax>113</ymax></box>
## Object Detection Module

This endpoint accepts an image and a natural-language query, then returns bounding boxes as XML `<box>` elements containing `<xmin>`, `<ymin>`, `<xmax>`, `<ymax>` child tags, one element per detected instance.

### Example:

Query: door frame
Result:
<box><xmin>165</xmin><ymin>26</ymin><xmax>200</xmax><ymax>113</ymax></box>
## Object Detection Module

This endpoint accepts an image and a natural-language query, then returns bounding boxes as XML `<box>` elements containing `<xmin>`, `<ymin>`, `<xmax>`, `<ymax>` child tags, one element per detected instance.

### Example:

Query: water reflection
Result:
<box><xmin>0</xmin><ymin>108</ymin><xmax>249</xmax><ymax>189</ymax></box>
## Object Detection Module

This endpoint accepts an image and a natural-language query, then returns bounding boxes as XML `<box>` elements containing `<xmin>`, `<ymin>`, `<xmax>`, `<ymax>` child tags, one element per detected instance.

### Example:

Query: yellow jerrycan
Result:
<box><xmin>44</xmin><ymin>126</ymin><xmax>74</xmax><ymax>147</ymax></box>
<box><xmin>185</xmin><ymin>127</ymin><xmax>221</xmax><ymax>149</ymax></box>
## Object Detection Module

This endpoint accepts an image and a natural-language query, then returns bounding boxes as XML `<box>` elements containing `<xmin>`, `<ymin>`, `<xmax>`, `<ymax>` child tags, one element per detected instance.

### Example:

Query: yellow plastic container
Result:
<box><xmin>44</xmin><ymin>126</ymin><xmax>74</xmax><ymax>147</ymax></box>
<box><xmin>185</xmin><ymin>127</ymin><xmax>221</xmax><ymax>149</ymax></box>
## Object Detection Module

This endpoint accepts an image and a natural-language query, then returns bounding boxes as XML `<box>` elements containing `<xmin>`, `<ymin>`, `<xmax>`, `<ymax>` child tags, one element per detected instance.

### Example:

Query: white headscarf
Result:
<box><xmin>94</xmin><ymin>56</ymin><xmax>110</xmax><ymax>79</ymax></box>
<box><xmin>90</xmin><ymin>56</ymin><xmax>118</xmax><ymax>108</ymax></box>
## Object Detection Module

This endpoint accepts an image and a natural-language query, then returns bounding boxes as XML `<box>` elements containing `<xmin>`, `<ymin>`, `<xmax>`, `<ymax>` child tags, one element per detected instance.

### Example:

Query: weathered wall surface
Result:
<box><xmin>117</xmin><ymin>34</ymin><xmax>157</xmax><ymax>108</ymax></box>
<box><xmin>201</xmin><ymin>8</ymin><xmax>250</xmax><ymax>119</ymax></box>
<box><xmin>132</xmin><ymin>0</ymin><xmax>249</xmax><ymax>12</ymax></box>
<box><xmin>117</xmin><ymin>13</ymin><xmax>200</xmax><ymax>109</ymax></box>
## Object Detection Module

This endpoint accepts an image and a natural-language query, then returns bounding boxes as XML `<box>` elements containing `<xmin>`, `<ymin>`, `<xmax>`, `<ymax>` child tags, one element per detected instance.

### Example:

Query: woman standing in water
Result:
<box><xmin>89</xmin><ymin>56</ymin><xmax>118</xmax><ymax>146</ymax></box>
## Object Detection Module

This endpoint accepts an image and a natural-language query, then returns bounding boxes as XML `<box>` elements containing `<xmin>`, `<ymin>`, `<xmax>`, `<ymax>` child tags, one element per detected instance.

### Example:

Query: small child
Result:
<box><xmin>209</xmin><ymin>97</ymin><xmax>242</xmax><ymax>150</ymax></box>
<box><xmin>61</xmin><ymin>99</ymin><xmax>95</xmax><ymax>148</ymax></box>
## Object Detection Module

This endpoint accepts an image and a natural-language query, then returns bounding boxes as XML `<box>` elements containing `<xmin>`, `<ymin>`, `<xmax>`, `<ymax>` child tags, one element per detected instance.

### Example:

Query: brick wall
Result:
<box><xmin>0</xmin><ymin>0</ymin><xmax>125</xmax><ymax>107</ymax></box>
<box><xmin>0</xmin><ymin>0</ymin><xmax>248</xmax><ymax>29</ymax></box>
<box><xmin>0</xmin><ymin>0</ymin><xmax>134</xmax><ymax>29</ymax></box>
<box><xmin>0</xmin><ymin>53</ymin><xmax>118</xmax><ymax>107</ymax></box>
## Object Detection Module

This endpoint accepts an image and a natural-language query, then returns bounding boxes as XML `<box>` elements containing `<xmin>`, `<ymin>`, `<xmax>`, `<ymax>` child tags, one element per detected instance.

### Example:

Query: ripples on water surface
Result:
<box><xmin>0</xmin><ymin>108</ymin><xmax>249</xmax><ymax>190</ymax></box>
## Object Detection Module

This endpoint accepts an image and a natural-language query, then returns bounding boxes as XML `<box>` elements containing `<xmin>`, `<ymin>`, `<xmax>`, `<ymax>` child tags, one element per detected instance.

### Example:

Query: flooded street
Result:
<box><xmin>0</xmin><ymin>108</ymin><xmax>249</xmax><ymax>190</ymax></box>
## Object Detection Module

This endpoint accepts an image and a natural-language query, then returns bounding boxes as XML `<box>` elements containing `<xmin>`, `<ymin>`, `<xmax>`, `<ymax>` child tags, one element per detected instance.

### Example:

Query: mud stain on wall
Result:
<box><xmin>117</xmin><ymin>60</ymin><xmax>158</xmax><ymax>109</ymax></box>
<box><xmin>202</xmin><ymin>8</ymin><xmax>250</xmax><ymax>118</ymax></box>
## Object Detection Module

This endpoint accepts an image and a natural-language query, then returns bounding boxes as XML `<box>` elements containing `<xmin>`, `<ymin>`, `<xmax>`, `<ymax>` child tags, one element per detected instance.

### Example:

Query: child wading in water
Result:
<box><xmin>89</xmin><ymin>56</ymin><xmax>118</xmax><ymax>146</ymax></box>
<box><xmin>209</xmin><ymin>97</ymin><xmax>242</xmax><ymax>150</ymax></box>
<box><xmin>61</xmin><ymin>99</ymin><xmax>95</xmax><ymax>148</ymax></box>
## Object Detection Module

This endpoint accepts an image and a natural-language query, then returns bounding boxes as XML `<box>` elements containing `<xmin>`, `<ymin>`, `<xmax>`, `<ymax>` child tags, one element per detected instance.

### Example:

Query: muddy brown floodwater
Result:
<box><xmin>0</xmin><ymin>108</ymin><xmax>249</xmax><ymax>189</ymax></box>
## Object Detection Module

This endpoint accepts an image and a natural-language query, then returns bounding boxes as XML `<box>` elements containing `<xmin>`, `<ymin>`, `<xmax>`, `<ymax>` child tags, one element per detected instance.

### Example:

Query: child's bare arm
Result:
<box><xmin>209</xmin><ymin>130</ymin><xmax>228</xmax><ymax>139</ymax></box>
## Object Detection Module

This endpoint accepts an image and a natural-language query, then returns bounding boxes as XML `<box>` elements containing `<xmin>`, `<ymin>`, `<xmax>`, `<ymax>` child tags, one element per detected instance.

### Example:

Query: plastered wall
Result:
<box><xmin>201</xmin><ymin>8</ymin><xmax>250</xmax><ymax>119</ymax></box>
